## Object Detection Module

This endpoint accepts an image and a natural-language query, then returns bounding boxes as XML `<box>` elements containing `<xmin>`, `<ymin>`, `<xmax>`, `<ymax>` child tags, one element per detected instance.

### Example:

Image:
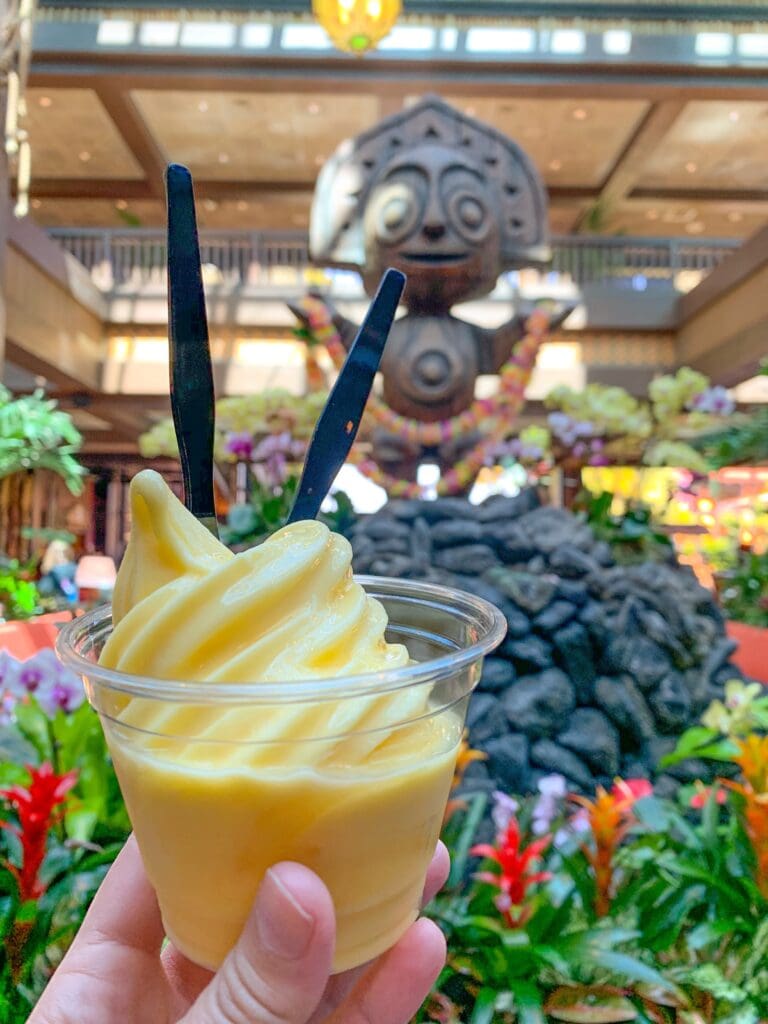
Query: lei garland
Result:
<box><xmin>299</xmin><ymin>298</ymin><xmax>552</xmax><ymax>498</ymax></box>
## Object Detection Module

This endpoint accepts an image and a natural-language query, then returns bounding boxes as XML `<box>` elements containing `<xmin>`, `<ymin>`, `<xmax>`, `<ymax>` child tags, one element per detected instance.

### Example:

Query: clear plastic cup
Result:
<box><xmin>58</xmin><ymin>576</ymin><xmax>505</xmax><ymax>973</ymax></box>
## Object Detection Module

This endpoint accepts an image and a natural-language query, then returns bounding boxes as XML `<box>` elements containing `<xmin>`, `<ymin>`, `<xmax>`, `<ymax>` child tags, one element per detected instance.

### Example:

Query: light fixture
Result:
<box><xmin>645</xmin><ymin>209</ymin><xmax>659</xmax><ymax>221</ymax></box>
<box><xmin>198</xmin><ymin>100</ymin><xmax>209</xmax><ymax>113</ymax></box>
<box><xmin>203</xmin><ymin>198</ymin><xmax>218</xmax><ymax>211</ymax></box>
<box><xmin>307</xmin><ymin>102</ymin><xmax>321</xmax><ymax>114</ymax></box>
<box><xmin>78</xmin><ymin>150</ymin><xmax>92</xmax><ymax>162</ymax></box>
<box><xmin>312</xmin><ymin>0</ymin><xmax>402</xmax><ymax>55</ymax></box>
<box><xmin>551</xmin><ymin>29</ymin><xmax>586</xmax><ymax>55</ymax></box>
<box><xmin>218</xmin><ymin>152</ymin><xmax>230</xmax><ymax>164</ymax></box>
<box><xmin>728</xmin><ymin>211</ymin><xmax>743</xmax><ymax>223</ymax></box>
<box><xmin>686</xmin><ymin>221</ymin><xmax>705</xmax><ymax>235</ymax></box>
<box><xmin>116</xmin><ymin>199</ymin><xmax>128</xmax><ymax>210</ymax></box>
<box><xmin>465</xmin><ymin>105</ymin><xmax>476</xmax><ymax>117</ymax></box>
<box><xmin>38</xmin><ymin>96</ymin><xmax>52</xmax><ymax>108</ymax></box>
<box><xmin>695</xmin><ymin>32</ymin><xmax>733</xmax><ymax>57</ymax></box>
<box><xmin>31</xmin><ymin>197</ymin><xmax>41</xmax><ymax>209</ymax></box>
<box><xmin>572</xmin><ymin>107</ymin><xmax>588</xmax><ymax>120</ymax></box>
<box><xmin>602</xmin><ymin>29</ymin><xmax>631</xmax><ymax>55</ymax></box>
<box><xmin>685</xmin><ymin>161</ymin><xmax>698</xmax><ymax>173</ymax></box>
<box><xmin>466</xmin><ymin>27</ymin><xmax>535</xmax><ymax>53</ymax></box>
<box><xmin>236</xmin><ymin>200</ymin><xmax>249</xmax><ymax>211</ymax></box>
<box><xmin>729</xmin><ymin>109</ymin><xmax>741</xmax><ymax>121</ymax></box>
<box><xmin>548</xmin><ymin>159</ymin><xmax>563</xmax><ymax>171</ymax></box>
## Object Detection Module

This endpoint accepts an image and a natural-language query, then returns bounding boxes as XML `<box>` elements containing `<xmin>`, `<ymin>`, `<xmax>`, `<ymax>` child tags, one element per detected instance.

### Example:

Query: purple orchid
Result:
<box><xmin>224</xmin><ymin>431</ymin><xmax>255</xmax><ymax>461</ymax></box>
<box><xmin>532</xmin><ymin>774</ymin><xmax>567</xmax><ymax>836</ymax></box>
<box><xmin>689</xmin><ymin>386</ymin><xmax>735</xmax><ymax>417</ymax></box>
<box><xmin>491</xmin><ymin>790</ymin><xmax>520</xmax><ymax>836</ymax></box>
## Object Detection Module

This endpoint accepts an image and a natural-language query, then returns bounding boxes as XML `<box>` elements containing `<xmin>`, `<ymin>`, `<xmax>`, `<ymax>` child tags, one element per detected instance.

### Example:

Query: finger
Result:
<box><xmin>162</xmin><ymin>946</ymin><xmax>214</xmax><ymax>1011</ymax></box>
<box><xmin>422</xmin><ymin>841</ymin><xmax>450</xmax><ymax>906</ymax></box>
<box><xmin>326</xmin><ymin>918</ymin><xmax>446</xmax><ymax>1024</ymax></box>
<box><xmin>181</xmin><ymin>862</ymin><xmax>335</xmax><ymax>1024</ymax></box>
<box><xmin>71</xmin><ymin>835</ymin><xmax>166</xmax><ymax>955</ymax></box>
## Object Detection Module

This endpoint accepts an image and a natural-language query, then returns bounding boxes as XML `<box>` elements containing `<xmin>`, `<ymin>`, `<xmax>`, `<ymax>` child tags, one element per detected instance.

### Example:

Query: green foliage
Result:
<box><xmin>718</xmin><ymin>548</ymin><xmax>768</xmax><ymax>628</ymax></box>
<box><xmin>0</xmin><ymin>700</ymin><xmax>129</xmax><ymax>1015</ymax></box>
<box><xmin>0</xmin><ymin>387</ymin><xmax>84</xmax><ymax>494</ymax></box>
<box><xmin>577</xmin><ymin>491</ymin><xmax>674</xmax><ymax>566</ymax></box>
<box><xmin>0</xmin><ymin>561</ymin><xmax>43</xmax><ymax>621</ymax></box>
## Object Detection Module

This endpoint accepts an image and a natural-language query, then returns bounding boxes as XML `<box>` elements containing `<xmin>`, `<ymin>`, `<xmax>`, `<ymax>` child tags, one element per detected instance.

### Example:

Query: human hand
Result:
<box><xmin>29</xmin><ymin>836</ymin><xmax>448</xmax><ymax>1024</ymax></box>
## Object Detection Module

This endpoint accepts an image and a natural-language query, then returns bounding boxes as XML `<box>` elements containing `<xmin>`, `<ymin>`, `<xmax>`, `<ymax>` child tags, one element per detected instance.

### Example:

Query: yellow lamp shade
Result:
<box><xmin>313</xmin><ymin>0</ymin><xmax>402</xmax><ymax>54</ymax></box>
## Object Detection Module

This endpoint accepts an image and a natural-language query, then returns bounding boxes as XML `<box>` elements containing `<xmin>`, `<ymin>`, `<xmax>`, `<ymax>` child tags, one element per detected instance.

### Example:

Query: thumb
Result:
<box><xmin>181</xmin><ymin>863</ymin><xmax>335</xmax><ymax>1024</ymax></box>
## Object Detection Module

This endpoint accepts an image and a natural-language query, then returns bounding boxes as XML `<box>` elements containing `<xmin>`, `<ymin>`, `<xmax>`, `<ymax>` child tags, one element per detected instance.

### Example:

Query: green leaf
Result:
<box><xmin>447</xmin><ymin>792</ymin><xmax>488</xmax><ymax>890</ymax></box>
<box><xmin>508</xmin><ymin>979</ymin><xmax>545</xmax><ymax>1024</ymax></box>
<box><xmin>0</xmin><ymin>726</ymin><xmax>37</xmax><ymax>767</ymax></box>
<box><xmin>546</xmin><ymin>989</ymin><xmax>638</xmax><ymax>1023</ymax></box>
<box><xmin>12</xmin><ymin>703</ymin><xmax>51</xmax><ymax>762</ymax></box>
<box><xmin>470</xmin><ymin>987</ymin><xmax>497</xmax><ymax>1024</ymax></box>
<box><xmin>584</xmin><ymin>950</ymin><xmax>676</xmax><ymax>993</ymax></box>
<box><xmin>659</xmin><ymin>727</ymin><xmax>719</xmax><ymax>767</ymax></box>
<box><xmin>687</xmin><ymin>919</ymin><xmax>746</xmax><ymax>950</ymax></box>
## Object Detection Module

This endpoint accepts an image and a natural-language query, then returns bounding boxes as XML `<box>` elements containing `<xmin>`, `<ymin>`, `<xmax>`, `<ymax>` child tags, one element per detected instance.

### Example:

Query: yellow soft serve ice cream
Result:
<box><xmin>97</xmin><ymin>470</ymin><xmax>463</xmax><ymax>971</ymax></box>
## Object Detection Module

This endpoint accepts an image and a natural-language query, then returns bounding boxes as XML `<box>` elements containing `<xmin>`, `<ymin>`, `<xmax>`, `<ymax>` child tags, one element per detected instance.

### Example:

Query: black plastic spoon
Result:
<box><xmin>287</xmin><ymin>267</ymin><xmax>405</xmax><ymax>524</ymax></box>
<box><xmin>166</xmin><ymin>163</ymin><xmax>219</xmax><ymax>538</ymax></box>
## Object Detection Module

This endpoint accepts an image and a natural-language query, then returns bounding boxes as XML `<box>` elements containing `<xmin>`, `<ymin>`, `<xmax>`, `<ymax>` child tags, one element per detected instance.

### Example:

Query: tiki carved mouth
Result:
<box><xmin>399</xmin><ymin>251</ymin><xmax>469</xmax><ymax>265</ymax></box>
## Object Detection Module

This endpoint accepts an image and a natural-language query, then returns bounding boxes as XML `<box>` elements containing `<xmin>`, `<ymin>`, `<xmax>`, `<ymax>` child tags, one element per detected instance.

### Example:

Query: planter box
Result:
<box><xmin>0</xmin><ymin>611</ymin><xmax>74</xmax><ymax>658</ymax></box>
<box><xmin>726</xmin><ymin>620</ymin><xmax>768</xmax><ymax>684</ymax></box>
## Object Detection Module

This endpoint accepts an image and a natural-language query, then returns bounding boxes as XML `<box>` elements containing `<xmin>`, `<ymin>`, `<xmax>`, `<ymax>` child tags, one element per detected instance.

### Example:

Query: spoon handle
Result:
<box><xmin>166</xmin><ymin>163</ymin><xmax>219</xmax><ymax>538</ymax></box>
<box><xmin>287</xmin><ymin>268</ymin><xmax>405</xmax><ymax>525</ymax></box>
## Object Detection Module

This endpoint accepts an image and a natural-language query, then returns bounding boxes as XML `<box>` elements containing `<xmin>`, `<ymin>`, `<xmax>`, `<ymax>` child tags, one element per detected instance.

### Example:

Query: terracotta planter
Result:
<box><xmin>0</xmin><ymin>611</ymin><xmax>75</xmax><ymax>658</ymax></box>
<box><xmin>726</xmin><ymin>620</ymin><xmax>768</xmax><ymax>684</ymax></box>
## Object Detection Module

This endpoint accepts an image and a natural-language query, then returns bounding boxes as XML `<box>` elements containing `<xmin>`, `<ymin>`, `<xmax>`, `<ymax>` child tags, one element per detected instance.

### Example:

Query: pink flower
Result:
<box><xmin>224</xmin><ymin>431</ymin><xmax>254</xmax><ymax>461</ymax></box>
<box><xmin>690</xmin><ymin>784</ymin><xmax>727</xmax><ymax>810</ymax></box>
<box><xmin>611</xmin><ymin>777</ymin><xmax>653</xmax><ymax>810</ymax></box>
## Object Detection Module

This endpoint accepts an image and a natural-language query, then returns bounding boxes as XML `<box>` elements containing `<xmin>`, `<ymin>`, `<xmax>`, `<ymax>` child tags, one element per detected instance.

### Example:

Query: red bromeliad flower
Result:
<box><xmin>471</xmin><ymin>816</ymin><xmax>552</xmax><ymax>927</ymax></box>
<box><xmin>689</xmin><ymin>783</ymin><xmax>727</xmax><ymax>810</ymax></box>
<box><xmin>0</xmin><ymin>763</ymin><xmax>77</xmax><ymax>901</ymax></box>
<box><xmin>571</xmin><ymin>777</ymin><xmax>652</xmax><ymax>918</ymax></box>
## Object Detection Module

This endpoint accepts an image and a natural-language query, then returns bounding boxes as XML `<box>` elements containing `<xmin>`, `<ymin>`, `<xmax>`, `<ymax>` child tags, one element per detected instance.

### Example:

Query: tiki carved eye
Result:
<box><xmin>369</xmin><ymin>167</ymin><xmax>427</xmax><ymax>245</ymax></box>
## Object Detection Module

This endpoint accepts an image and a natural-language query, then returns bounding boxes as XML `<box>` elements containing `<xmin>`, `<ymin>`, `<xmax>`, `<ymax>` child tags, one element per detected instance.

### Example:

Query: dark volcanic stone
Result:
<box><xmin>500</xmin><ymin>603</ymin><xmax>532</xmax><ymax>639</ymax></box>
<box><xmin>486</xmin><ymin>569</ymin><xmax>557</xmax><ymax>614</ymax></box>
<box><xmin>553</xmin><ymin>623</ymin><xmax>597</xmax><ymax>703</ymax></box>
<box><xmin>531</xmin><ymin>740</ymin><xmax>593</xmax><ymax>790</ymax></box>
<box><xmin>503</xmin><ymin>635</ymin><xmax>553</xmax><ymax>672</ymax></box>
<box><xmin>535</xmin><ymin>600</ymin><xmax>577</xmax><ymax>634</ymax></box>
<box><xmin>434</xmin><ymin>544</ymin><xmax>498</xmax><ymax>574</ymax></box>
<box><xmin>594</xmin><ymin>676</ymin><xmax>656</xmax><ymax>745</ymax></box>
<box><xmin>592</xmin><ymin>541</ymin><xmax>614</xmax><ymax>567</ymax></box>
<box><xmin>367</xmin><ymin>554</ymin><xmax>416</xmax><ymax>578</ymax></box>
<box><xmin>502</xmin><ymin>669</ymin><xmax>575</xmax><ymax>737</ymax></box>
<box><xmin>451</xmin><ymin>575</ymin><xmax>506</xmax><ymax>608</ymax></box>
<box><xmin>431</xmin><ymin>519</ymin><xmax>484</xmax><ymax>548</ymax></box>
<box><xmin>384</xmin><ymin>500</ymin><xmax>423</xmax><ymax>522</ymax></box>
<box><xmin>409</xmin><ymin>517</ymin><xmax>433</xmax><ymax>573</ymax></box>
<box><xmin>649</xmin><ymin>672</ymin><xmax>693</xmax><ymax>734</ymax></box>
<box><xmin>477</xmin><ymin>489</ymin><xmax>540</xmax><ymax>523</ymax></box>
<box><xmin>549</xmin><ymin>544</ymin><xmax>599</xmax><ymax>578</ymax></box>
<box><xmin>479</xmin><ymin>658</ymin><xmax>517</xmax><ymax>694</ymax></box>
<box><xmin>370</xmin><ymin>538</ymin><xmax>410</xmax><ymax>555</ymax></box>
<box><xmin>702</xmin><ymin>637</ymin><xmax>739</xmax><ymax>683</ymax></box>
<box><xmin>579</xmin><ymin>602</ymin><xmax>611</xmax><ymax>650</ymax></box>
<box><xmin>603</xmin><ymin>635</ymin><xmax>671</xmax><ymax>691</ymax></box>
<box><xmin>484</xmin><ymin>734</ymin><xmax>531</xmax><ymax>791</ymax></box>
<box><xmin>460</xmin><ymin>758</ymin><xmax>493</xmax><ymax>791</ymax></box>
<box><xmin>557</xmin><ymin>708</ymin><xmax>620</xmax><ymax>777</ymax></box>
<box><xmin>415</xmin><ymin>497</ymin><xmax>480</xmax><ymax>523</ymax></box>
<box><xmin>557</xmin><ymin>580</ymin><xmax>589</xmax><ymax>607</ymax></box>
<box><xmin>361</xmin><ymin>519</ymin><xmax>411</xmax><ymax>542</ymax></box>
<box><xmin>467</xmin><ymin>694</ymin><xmax>509</xmax><ymax>744</ymax></box>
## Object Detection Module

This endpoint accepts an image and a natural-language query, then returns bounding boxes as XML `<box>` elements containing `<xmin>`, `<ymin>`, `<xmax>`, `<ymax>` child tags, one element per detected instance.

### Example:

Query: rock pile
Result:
<box><xmin>350</xmin><ymin>491</ymin><xmax>744</xmax><ymax>797</ymax></box>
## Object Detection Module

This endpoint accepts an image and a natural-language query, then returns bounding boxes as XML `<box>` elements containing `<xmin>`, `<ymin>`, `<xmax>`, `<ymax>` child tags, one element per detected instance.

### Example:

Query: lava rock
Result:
<box><xmin>557</xmin><ymin>708</ymin><xmax>621</xmax><ymax>777</ymax></box>
<box><xmin>367</xmin><ymin>554</ymin><xmax>416</xmax><ymax>578</ymax></box>
<box><xmin>479</xmin><ymin>658</ymin><xmax>517</xmax><ymax>694</ymax></box>
<box><xmin>553</xmin><ymin>623</ymin><xmax>597</xmax><ymax>703</ymax></box>
<box><xmin>434</xmin><ymin>544</ymin><xmax>499</xmax><ymax>574</ymax></box>
<box><xmin>557</xmin><ymin>580</ymin><xmax>589</xmax><ymax>607</ymax></box>
<box><xmin>486</xmin><ymin>569</ymin><xmax>558</xmax><ymax>614</ymax></box>
<box><xmin>415</xmin><ymin>498</ymin><xmax>481</xmax><ymax>523</ymax></box>
<box><xmin>594</xmin><ymin>676</ymin><xmax>656</xmax><ymax>745</ymax></box>
<box><xmin>530</xmin><ymin>740</ymin><xmax>594</xmax><ymax>790</ymax></box>
<box><xmin>409</xmin><ymin>517</ymin><xmax>433</xmax><ymax>573</ymax></box>
<box><xmin>603</xmin><ymin>635</ymin><xmax>672</xmax><ymax>691</ymax></box>
<box><xmin>384</xmin><ymin>500</ymin><xmax>424</xmax><ymax>523</ymax></box>
<box><xmin>549</xmin><ymin>544</ymin><xmax>599</xmax><ymax>579</ymax></box>
<box><xmin>502</xmin><ymin>669</ymin><xmax>575</xmax><ymax>737</ymax></box>
<box><xmin>592</xmin><ymin>541</ymin><xmax>614</xmax><ymax>567</ymax></box>
<box><xmin>503</xmin><ymin>635</ymin><xmax>553</xmax><ymax>673</ymax></box>
<box><xmin>702</xmin><ymin>637</ymin><xmax>739</xmax><ymax>684</ymax></box>
<box><xmin>535</xmin><ymin>600</ymin><xmax>577</xmax><ymax>634</ymax></box>
<box><xmin>500</xmin><ymin>603</ymin><xmax>532</xmax><ymax>638</ymax></box>
<box><xmin>477</xmin><ymin>489</ymin><xmax>540</xmax><ymax>523</ymax></box>
<box><xmin>370</xmin><ymin>538</ymin><xmax>410</xmax><ymax>555</ymax></box>
<box><xmin>451</xmin><ymin>575</ymin><xmax>506</xmax><ymax>609</ymax></box>
<box><xmin>360</xmin><ymin>519</ymin><xmax>412</xmax><ymax>542</ymax></box>
<box><xmin>467</xmin><ymin>694</ymin><xmax>509</xmax><ymax>744</ymax></box>
<box><xmin>431</xmin><ymin>519</ymin><xmax>485</xmax><ymax>548</ymax></box>
<box><xmin>484</xmin><ymin>734</ymin><xmax>531</xmax><ymax>792</ymax></box>
<box><xmin>649</xmin><ymin>672</ymin><xmax>693</xmax><ymax>734</ymax></box>
<box><xmin>579</xmin><ymin>602</ymin><xmax>611</xmax><ymax>650</ymax></box>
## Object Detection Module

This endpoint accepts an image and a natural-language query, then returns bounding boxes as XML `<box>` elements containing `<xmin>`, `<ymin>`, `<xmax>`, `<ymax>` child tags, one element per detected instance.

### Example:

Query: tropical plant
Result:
<box><xmin>577</xmin><ymin>491</ymin><xmax>675</xmax><ymax>565</ymax></box>
<box><xmin>0</xmin><ymin>388</ymin><xmax>84</xmax><ymax>494</ymax></box>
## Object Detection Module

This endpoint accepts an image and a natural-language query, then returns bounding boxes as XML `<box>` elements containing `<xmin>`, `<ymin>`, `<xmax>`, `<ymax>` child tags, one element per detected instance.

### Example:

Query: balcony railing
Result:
<box><xmin>48</xmin><ymin>227</ymin><xmax>740</xmax><ymax>292</ymax></box>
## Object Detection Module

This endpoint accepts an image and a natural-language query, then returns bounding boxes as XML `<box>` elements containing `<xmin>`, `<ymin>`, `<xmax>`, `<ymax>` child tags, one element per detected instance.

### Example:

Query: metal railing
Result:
<box><xmin>48</xmin><ymin>227</ymin><xmax>740</xmax><ymax>291</ymax></box>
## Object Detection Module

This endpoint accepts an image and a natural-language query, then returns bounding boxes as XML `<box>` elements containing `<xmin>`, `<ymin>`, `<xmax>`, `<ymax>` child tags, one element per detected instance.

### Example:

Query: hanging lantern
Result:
<box><xmin>313</xmin><ymin>0</ymin><xmax>402</xmax><ymax>55</ymax></box>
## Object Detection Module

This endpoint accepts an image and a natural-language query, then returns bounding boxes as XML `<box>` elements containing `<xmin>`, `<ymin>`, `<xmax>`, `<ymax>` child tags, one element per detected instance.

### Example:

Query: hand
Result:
<box><xmin>29</xmin><ymin>836</ymin><xmax>448</xmax><ymax>1024</ymax></box>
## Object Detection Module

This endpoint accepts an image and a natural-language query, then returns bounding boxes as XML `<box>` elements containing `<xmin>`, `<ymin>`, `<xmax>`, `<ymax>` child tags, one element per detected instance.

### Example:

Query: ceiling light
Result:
<box><xmin>218</xmin><ymin>152</ymin><xmax>230</xmax><ymax>164</ymax></box>
<box><xmin>695</xmin><ymin>32</ymin><xmax>733</xmax><ymax>57</ymax></box>
<box><xmin>377</xmin><ymin>27</ymin><xmax>435</xmax><ymax>51</ymax></box>
<box><xmin>737</xmin><ymin>32</ymin><xmax>768</xmax><ymax>57</ymax></box>
<box><xmin>307</xmin><ymin>102</ymin><xmax>321</xmax><ymax>114</ymax></box>
<box><xmin>241</xmin><ymin>23</ymin><xmax>273</xmax><ymax>49</ymax></box>
<box><xmin>180</xmin><ymin>22</ymin><xmax>236</xmax><ymax>48</ymax></box>
<box><xmin>96</xmin><ymin>19</ymin><xmax>134</xmax><ymax>46</ymax></box>
<box><xmin>729</xmin><ymin>109</ymin><xmax>741</xmax><ymax>121</ymax></box>
<box><xmin>466</xmin><ymin>27</ymin><xmax>535</xmax><ymax>54</ymax></box>
<box><xmin>602</xmin><ymin>29</ymin><xmax>631</xmax><ymax>55</ymax></box>
<box><xmin>572</xmin><ymin>108</ymin><xmax>588</xmax><ymax>120</ymax></box>
<box><xmin>728</xmin><ymin>211</ymin><xmax>743</xmax><ymax>223</ymax></box>
<box><xmin>548</xmin><ymin>159</ymin><xmax>562</xmax><ymax>171</ymax></box>
<box><xmin>645</xmin><ymin>209</ymin><xmax>659</xmax><ymax>221</ymax></box>
<box><xmin>116</xmin><ymin>199</ymin><xmax>128</xmax><ymax>210</ymax></box>
<box><xmin>139</xmin><ymin>21</ymin><xmax>180</xmax><ymax>47</ymax></box>
<box><xmin>551</xmin><ymin>29</ymin><xmax>586</xmax><ymax>55</ymax></box>
<box><xmin>313</xmin><ymin>0</ymin><xmax>403</xmax><ymax>54</ymax></box>
<box><xmin>198</xmin><ymin>100</ymin><xmax>209</xmax><ymax>113</ymax></box>
<box><xmin>78</xmin><ymin>150</ymin><xmax>92</xmax><ymax>162</ymax></box>
<box><xmin>686</xmin><ymin>221</ymin><xmax>705</xmax><ymax>235</ymax></box>
<box><xmin>236</xmin><ymin>200</ymin><xmax>249</xmax><ymax>211</ymax></box>
<box><xmin>38</xmin><ymin>96</ymin><xmax>52</xmax><ymax>108</ymax></box>
<box><xmin>440</xmin><ymin>27</ymin><xmax>458</xmax><ymax>51</ymax></box>
<box><xmin>685</xmin><ymin>161</ymin><xmax>698</xmax><ymax>173</ymax></box>
<box><xmin>31</xmin><ymin>198</ymin><xmax>41</xmax><ymax>209</ymax></box>
<box><xmin>465</xmin><ymin>105</ymin><xmax>476</xmax><ymax>117</ymax></box>
<box><xmin>203</xmin><ymin>199</ymin><xmax>218</xmax><ymax>211</ymax></box>
<box><xmin>282</xmin><ymin>24</ymin><xmax>333</xmax><ymax>50</ymax></box>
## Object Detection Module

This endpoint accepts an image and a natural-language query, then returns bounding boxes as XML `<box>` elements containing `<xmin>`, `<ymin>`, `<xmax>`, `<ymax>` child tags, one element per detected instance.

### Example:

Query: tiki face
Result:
<box><xmin>362</xmin><ymin>144</ymin><xmax>501</xmax><ymax>309</ymax></box>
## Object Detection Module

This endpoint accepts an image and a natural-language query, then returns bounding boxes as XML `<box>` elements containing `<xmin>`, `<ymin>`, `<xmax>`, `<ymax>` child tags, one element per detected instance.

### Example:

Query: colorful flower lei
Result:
<box><xmin>298</xmin><ymin>298</ymin><xmax>552</xmax><ymax>497</ymax></box>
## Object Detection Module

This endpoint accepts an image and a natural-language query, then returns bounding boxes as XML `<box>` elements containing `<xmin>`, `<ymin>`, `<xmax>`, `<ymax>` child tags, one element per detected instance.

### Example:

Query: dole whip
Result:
<box><xmin>98</xmin><ymin>470</ymin><xmax>462</xmax><ymax>972</ymax></box>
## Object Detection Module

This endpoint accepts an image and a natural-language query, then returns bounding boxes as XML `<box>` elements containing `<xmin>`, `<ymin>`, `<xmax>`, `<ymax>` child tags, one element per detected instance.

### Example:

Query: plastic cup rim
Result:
<box><xmin>56</xmin><ymin>574</ymin><xmax>507</xmax><ymax>705</ymax></box>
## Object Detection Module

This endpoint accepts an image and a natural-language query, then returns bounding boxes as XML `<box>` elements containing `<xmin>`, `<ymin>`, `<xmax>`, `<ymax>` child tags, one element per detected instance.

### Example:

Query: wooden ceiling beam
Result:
<box><xmin>26</xmin><ymin>177</ymin><xmax>317</xmax><ymax>200</ymax></box>
<box><xmin>93</xmin><ymin>81</ymin><xmax>168</xmax><ymax>198</ymax></box>
<box><xmin>575</xmin><ymin>99</ymin><xmax>686</xmax><ymax>231</ymax></box>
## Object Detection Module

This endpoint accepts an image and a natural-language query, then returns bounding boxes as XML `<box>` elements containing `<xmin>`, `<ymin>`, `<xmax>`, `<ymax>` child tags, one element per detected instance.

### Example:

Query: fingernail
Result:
<box><xmin>257</xmin><ymin>868</ymin><xmax>315</xmax><ymax>960</ymax></box>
